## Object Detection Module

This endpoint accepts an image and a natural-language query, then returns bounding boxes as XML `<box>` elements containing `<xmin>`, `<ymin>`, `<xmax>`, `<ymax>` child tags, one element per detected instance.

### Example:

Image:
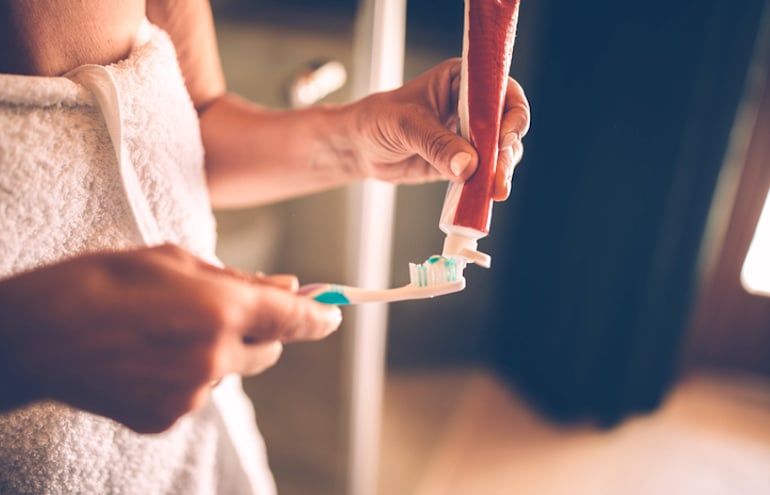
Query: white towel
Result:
<box><xmin>0</xmin><ymin>20</ymin><xmax>275</xmax><ymax>495</ymax></box>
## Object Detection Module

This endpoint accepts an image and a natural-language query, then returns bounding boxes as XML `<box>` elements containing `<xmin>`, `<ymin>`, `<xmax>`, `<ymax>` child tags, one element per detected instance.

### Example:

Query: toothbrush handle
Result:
<box><xmin>299</xmin><ymin>280</ymin><xmax>465</xmax><ymax>305</ymax></box>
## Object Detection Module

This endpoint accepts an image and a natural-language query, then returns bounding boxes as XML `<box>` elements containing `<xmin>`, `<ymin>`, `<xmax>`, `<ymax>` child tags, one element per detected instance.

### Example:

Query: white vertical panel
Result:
<box><xmin>345</xmin><ymin>1</ymin><xmax>406</xmax><ymax>495</ymax></box>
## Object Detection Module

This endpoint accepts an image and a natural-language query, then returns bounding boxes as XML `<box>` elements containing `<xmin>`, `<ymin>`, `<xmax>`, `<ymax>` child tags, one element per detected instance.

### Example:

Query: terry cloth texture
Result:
<box><xmin>0</xmin><ymin>20</ymin><xmax>276</xmax><ymax>495</ymax></box>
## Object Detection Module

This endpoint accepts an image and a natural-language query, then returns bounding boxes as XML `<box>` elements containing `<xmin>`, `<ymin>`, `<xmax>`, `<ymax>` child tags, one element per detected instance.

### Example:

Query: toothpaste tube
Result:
<box><xmin>440</xmin><ymin>0</ymin><xmax>521</xmax><ymax>268</ymax></box>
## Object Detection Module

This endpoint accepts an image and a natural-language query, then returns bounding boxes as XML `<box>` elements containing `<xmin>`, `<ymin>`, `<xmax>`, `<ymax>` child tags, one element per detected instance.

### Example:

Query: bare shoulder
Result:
<box><xmin>0</xmin><ymin>0</ymin><xmax>145</xmax><ymax>76</ymax></box>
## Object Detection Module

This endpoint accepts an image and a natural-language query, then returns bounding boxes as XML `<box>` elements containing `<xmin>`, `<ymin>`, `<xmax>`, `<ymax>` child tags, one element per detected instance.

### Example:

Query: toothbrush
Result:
<box><xmin>303</xmin><ymin>0</ymin><xmax>521</xmax><ymax>305</ymax></box>
<box><xmin>299</xmin><ymin>255</ymin><xmax>465</xmax><ymax>305</ymax></box>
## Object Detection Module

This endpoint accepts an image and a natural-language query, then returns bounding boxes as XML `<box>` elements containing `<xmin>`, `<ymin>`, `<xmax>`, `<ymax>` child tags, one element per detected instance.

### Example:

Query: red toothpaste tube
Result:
<box><xmin>440</xmin><ymin>0</ymin><xmax>521</xmax><ymax>268</ymax></box>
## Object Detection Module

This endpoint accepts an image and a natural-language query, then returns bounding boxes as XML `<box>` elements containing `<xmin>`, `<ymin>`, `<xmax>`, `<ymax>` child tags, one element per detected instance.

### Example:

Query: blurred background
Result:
<box><xmin>210</xmin><ymin>0</ymin><xmax>770</xmax><ymax>493</ymax></box>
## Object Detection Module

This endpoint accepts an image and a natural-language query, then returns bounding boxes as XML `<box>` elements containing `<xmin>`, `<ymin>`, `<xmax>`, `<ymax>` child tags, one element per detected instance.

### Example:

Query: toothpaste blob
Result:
<box><xmin>440</xmin><ymin>0</ymin><xmax>521</xmax><ymax>267</ymax></box>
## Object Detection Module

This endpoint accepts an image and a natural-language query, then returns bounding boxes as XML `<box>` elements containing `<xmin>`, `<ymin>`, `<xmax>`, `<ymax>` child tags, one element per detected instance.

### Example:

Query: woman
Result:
<box><xmin>0</xmin><ymin>0</ymin><xmax>530</xmax><ymax>493</ymax></box>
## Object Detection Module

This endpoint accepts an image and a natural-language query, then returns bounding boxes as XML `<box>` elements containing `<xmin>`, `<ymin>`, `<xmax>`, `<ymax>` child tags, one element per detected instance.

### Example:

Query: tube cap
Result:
<box><xmin>442</xmin><ymin>232</ymin><xmax>492</xmax><ymax>268</ymax></box>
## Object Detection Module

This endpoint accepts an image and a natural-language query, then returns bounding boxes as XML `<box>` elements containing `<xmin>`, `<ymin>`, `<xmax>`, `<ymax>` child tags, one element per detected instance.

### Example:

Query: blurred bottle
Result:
<box><xmin>285</xmin><ymin>59</ymin><xmax>347</xmax><ymax>108</ymax></box>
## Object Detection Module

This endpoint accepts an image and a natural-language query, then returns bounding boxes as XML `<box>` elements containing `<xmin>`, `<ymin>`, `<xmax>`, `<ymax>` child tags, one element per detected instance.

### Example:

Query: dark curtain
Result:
<box><xmin>491</xmin><ymin>0</ymin><xmax>769</xmax><ymax>426</ymax></box>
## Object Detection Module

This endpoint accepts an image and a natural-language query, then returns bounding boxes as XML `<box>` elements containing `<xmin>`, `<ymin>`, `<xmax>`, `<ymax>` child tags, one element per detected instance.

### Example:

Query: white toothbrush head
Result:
<box><xmin>409</xmin><ymin>255</ymin><xmax>464</xmax><ymax>287</ymax></box>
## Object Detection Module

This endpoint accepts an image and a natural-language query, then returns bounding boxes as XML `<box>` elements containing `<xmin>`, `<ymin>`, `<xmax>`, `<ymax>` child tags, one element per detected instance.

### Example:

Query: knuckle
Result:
<box><xmin>427</xmin><ymin>132</ymin><xmax>457</xmax><ymax>164</ymax></box>
<box><xmin>510</xmin><ymin>140</ymin><xmax>524</xmax><ymax>165</ymax></box>
<box><xmin>395</xmin><ymin>104</ymin><xmax>426</xmax><ymax>135</ymax></box>
<box><xmin>273</xmin><ymin>297</ymin><xmax>307</xmax><ymax>342</ymax></box>
<box><xmin>199</xmin><ymin>299</ymin><xmax>238</xmax><ymax>333</ymax></box>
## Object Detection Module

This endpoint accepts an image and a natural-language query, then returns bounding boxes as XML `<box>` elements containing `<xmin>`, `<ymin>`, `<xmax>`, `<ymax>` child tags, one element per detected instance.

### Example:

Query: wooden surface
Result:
<box><xmin>380</xmin><ymin>369</ymin><xmax>770</xmax><ymax>495</ymax></box>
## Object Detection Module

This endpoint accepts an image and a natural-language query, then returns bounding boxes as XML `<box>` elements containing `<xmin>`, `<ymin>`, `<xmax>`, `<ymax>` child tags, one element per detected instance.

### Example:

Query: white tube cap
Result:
<box><xmin>442</xmin><ymin>232</ymin><xmax>492</xmax><ymax>268</ymax></box>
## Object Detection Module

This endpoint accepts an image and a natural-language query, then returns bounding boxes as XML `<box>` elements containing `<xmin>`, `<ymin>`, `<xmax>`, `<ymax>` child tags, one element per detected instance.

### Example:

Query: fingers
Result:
<box><xmin>254</xmin><ymin>273</ymin><xmax>299</xmax><ymax>292</ymax></box>
<box><xmin>231</xmin><ymin>288</ymin><xmax>340</xmax><ymax>377</ymax></box>
<box><xmin>235</xmin><ymin>340</ymin><xmax>284</xmax><ymax>377</ymax></box>
<box><xmin>186</xmin><ymin>260</ymin><xmax>342</xmax><ymax>379</ymax></box>
<box><xmin>448</xmin><ymin>150</ymin><xmax>476</xmax><ymax>181</ymax></box>
<box><xmin>207</xmin><ymin>286</ymin><xmax>341</xmax><ymax>379</ymax></box>
<box><xmin>492</xmin><ymin>141</ymin><xmax>524</xmax><ymax>201</ymax></box>
<box><xmin>207</xmin><ymin>264</ymin><xmax>299</xmax><ymax>292</ymax></box>
<box><xmin>491</xmin><ymin>77</ymin><xmax>529</xmax><ymax>201</ymax></box>
<box><xmin>355</xmin><ymin>58</ymin><xmax>528</xmax><ymax>187</ymax></box>
<box><xmin>399</xmin><ymin>110</ymin><xmax>479</xmax><ymax>183</ymax></box>
<box><xmin>402</xmin><ymin>74</ymin><xmax>527</xmax><ymax>184</ymax></box>
<box><xmin>499</xmin><ymin>77</ymin><xmax>531</xmax><ymax>148</ymax></box>
<box><xmin>493</xmin><ymin>147</ymin><xmax>513</xmax><ymax>201</ymax></box>
<box><xmin>246</xmin><ymin>285</ymin><xmax>342</xmax><ymax>343</ymax></box>
<box><xmin>152</xmin><ymin>248</ymin><xmax>341</xmax><ymax>348</ymax></box>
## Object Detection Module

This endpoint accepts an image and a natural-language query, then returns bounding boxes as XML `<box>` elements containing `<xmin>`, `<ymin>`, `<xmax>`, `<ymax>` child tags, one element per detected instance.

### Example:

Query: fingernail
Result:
<box><xmin>326</xmin><ymin>307</ymin><xmax>343</xmax><ymax>332</ymax></box>
<box><xmin>450</xmin><ymin>152</ymin><xmax>472</xmax><ymax>177</ymax></box>
<box><xmin>501</xmin><ymin>180</ymin><xmax>512</xmax><ymax>201</ymax></box>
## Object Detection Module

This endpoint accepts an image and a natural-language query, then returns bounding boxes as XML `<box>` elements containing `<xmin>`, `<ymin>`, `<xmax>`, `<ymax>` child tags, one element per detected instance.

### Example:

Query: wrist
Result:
<box><xmin>314</xmin><ymin>101</ymin><xmax>369</xmax><ymax>182</ymax></box>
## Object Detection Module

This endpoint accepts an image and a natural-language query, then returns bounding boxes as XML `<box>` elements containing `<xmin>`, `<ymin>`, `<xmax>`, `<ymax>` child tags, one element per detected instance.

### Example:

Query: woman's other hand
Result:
<box><xmin>0</xmin><ymin>244</ymin><xmax>341</xmax><ymax>433</ymax></box>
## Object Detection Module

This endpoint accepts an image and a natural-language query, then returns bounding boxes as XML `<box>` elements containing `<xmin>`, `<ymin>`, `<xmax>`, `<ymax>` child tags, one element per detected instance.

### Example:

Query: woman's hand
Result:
<box><xmin>0</xmin><ymin>244</ymin><xmax>341</xmax><ymax>433</ymax></box>
<box><xmin>202</xmin><ymin>58</ymin><xmax>529</xmax><ymax>208</ymax></box>
<box><xmin>346</xmin><ymin>58</ymin><xmax>530</xmax><ymax>200</ymax></box>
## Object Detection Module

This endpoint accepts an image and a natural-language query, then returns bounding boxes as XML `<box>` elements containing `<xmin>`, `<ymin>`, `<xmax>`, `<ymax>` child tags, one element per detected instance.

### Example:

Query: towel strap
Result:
<box><xmin>66</xmin><ymin>65</ymin><xmax>163</xmax><ymax>246</ymax></box>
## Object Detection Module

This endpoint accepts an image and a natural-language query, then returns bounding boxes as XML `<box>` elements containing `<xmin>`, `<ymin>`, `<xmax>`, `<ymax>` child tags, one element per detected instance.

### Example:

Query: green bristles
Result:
<box><xmin>410</xmin><ymin>256</ymin><xmax>459</xmax><ymax>287</ymax></box>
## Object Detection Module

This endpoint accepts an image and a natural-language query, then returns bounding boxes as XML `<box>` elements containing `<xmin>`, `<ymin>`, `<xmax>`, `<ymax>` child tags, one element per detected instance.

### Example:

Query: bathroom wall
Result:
<box><xmin>210</xmin><ymin>2</ymin><xmax>487</xmax><ymax>493</ymax></box>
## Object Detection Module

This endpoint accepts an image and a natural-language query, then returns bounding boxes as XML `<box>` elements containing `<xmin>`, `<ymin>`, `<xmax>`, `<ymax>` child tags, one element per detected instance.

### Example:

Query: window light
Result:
<box><xmin>741</xmin><ymin>186</ymin><xmax>770</xmax><ymax>296</ymax></box>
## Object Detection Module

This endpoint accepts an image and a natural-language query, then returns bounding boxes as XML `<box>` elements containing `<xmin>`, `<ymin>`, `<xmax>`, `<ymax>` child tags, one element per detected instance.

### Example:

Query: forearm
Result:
<box><xmin>201</xmin><ymin>93</ymin><xmax>365</xmax><ymax>208</ymax></box>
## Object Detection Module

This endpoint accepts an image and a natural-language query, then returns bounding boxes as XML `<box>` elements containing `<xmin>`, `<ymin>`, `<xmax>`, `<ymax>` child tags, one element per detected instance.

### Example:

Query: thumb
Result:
<box><xmin>403</xmin><ymin>117</ymin><xmax>478</xmax><ymax>182</ymax></box>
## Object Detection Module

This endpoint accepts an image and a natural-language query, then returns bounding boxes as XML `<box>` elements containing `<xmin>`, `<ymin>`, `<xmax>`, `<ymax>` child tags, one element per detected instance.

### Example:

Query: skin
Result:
<box><xmin>0</xmin><ymin>245</ymin><xmax>340</xmax><ymax>433</ymax></box>
<box><xmin>0</xmin><ymin>0</ymin><xmax>530</xmax><ymax>433</ymax></box>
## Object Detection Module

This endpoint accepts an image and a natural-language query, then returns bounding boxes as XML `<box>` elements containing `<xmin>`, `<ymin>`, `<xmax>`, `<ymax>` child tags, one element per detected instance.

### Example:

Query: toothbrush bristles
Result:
<box><xmin>409</xmin><ymin>255</ymin><xmax>462</xmax><ymax>287</ymax></box>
